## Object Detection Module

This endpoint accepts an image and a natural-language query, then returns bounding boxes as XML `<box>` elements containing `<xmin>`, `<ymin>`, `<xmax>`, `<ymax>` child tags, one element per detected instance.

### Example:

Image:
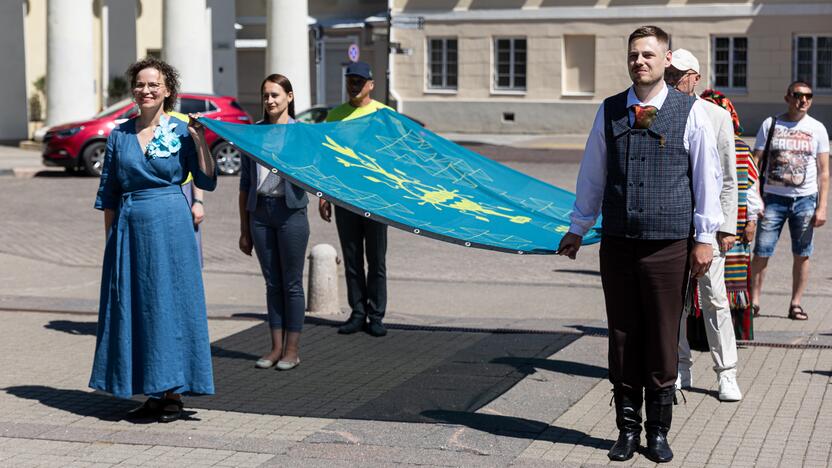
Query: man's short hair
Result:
<box><xmin>787</xmin><ymin>80</ymin><xmax>812</xmax><ymax>94</ymax></box>
<box><xmin>628</xmin><ymin>26</ymin><xmax>670</xmax><ymax>49</ymax></box>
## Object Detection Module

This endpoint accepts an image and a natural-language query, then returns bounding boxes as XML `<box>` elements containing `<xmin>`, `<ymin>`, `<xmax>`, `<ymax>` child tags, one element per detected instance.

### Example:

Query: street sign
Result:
<box><xmin>348</xmin><ymin>43</ymin><xmax>360</xmax><ymax>62</ymax></box>
<box><xmin>391</xmin><ymin>16</ymin><xmax>424</xmax><ymax>30</ymax></box>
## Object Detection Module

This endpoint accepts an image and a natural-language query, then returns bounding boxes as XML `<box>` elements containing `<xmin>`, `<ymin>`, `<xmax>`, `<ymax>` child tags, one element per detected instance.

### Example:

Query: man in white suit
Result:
<box><xmin>666</xmin><ymin>48</ymin><xmax>742</xmax><ymax>402</ymax></box>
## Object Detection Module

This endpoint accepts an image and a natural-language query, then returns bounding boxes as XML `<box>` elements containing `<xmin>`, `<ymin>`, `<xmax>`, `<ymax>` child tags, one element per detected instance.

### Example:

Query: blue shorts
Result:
<box><xmin>753</xmin><ymin>193</ymin><xmax>817</xmax><ymax>257</ymax></box>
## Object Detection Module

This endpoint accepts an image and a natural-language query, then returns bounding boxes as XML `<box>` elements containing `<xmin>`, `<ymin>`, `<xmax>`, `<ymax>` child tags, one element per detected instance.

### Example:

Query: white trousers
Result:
<box><xmin>678</xmin><ymin>245</ymin><xmax>739</xmax><ymax>378</ymax></box>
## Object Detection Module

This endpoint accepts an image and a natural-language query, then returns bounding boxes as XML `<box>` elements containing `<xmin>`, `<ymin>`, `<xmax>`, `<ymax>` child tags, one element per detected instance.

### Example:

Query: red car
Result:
<box><xmin>42</xmin><ymin>93</ymin><xmax>252</xmax><ymax>176</ymax></box>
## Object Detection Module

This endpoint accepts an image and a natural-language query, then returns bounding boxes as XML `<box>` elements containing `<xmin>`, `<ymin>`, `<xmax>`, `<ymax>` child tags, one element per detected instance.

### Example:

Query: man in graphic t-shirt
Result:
<box><xmin>750</xmin><ymin>80</ymin><xmax>829</xmax><ymax>321</ymax></box>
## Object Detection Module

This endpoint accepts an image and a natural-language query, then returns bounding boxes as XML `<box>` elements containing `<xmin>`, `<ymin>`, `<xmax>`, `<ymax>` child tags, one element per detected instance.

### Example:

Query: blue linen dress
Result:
<box><xmin>90</xmin><ymin>115</ymin><xmax>217</xmax><ymax>399</ymax></box>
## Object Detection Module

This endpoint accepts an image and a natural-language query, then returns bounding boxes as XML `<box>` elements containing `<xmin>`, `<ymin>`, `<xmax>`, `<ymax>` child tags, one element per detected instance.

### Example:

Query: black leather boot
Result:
<box><xmin>366</xmin><ymin>319</ymin><xmax>387</xmax><ymax>337</ymax></box>
<box><xmin>644</xmin><ymin>387</ymin><xmax>675</xmax><ymax>463</ymax></box>
<box><xmin>608</xmin><ymin>385</ymin><xmax>642</xmax><ymax>461</ymax></box>
<box><xmin>338</xmin><ymin>311</ymin><xmax>366</xmax><ymax>334</ymax></box>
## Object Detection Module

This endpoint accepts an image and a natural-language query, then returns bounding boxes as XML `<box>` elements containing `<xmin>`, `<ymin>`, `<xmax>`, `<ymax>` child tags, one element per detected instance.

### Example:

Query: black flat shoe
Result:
<box><xmin>125</xmin><ymin>398</ymin><xmax>162</xmax><ymax>420</ymax></box>
<box><xmin>367</xmin><ymin>320</ymin><xmax>387</xmax><ymax>337</ymax></box>
<box><xmin>157</xmin><ymin>398</ymin><xmax>184</xmax><ymax>423</ymax></box>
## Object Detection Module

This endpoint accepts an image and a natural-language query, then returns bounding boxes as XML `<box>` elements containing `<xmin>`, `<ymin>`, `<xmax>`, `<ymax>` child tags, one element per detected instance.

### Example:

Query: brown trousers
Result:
<box><xmin>600</xmin><ymin>235</ymin><xmax>691</xmax><ymax>391</ymax></box>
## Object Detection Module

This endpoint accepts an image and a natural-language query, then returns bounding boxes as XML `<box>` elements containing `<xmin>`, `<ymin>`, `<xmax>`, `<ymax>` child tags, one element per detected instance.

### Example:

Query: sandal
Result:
<box><xmin>751</xmin><ymin>304</ymin><xmax>761</xmax><ymax>317</ymax></box>
<box><xmin>158</xmin><ymin>398</ymin><xmax>184</xmax><ymax>423</ymax></box>
<box><xmin>125</xmin><ymin>398</ymin><xmax>162</xmax><ymax>420</ymax></box>
<box><xmin>788</xmin><ymin>304</ymin><xmax>808</xmax><ymax>321</ymax></box>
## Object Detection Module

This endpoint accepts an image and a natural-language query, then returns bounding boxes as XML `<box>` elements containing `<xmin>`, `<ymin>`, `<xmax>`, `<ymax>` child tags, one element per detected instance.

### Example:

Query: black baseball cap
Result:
<box><xmin>345</xmin><ymin>61</ymin><xmax>373</xmax><ymax>80</ymax></box>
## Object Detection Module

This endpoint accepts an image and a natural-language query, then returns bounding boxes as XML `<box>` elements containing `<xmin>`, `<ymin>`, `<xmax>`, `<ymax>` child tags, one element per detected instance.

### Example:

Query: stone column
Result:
<box><xmin>0</xmin><ymin>0</ymin><xmax>28</xmax><ymax>140</ymax></box>
<box><xmin>47</xmin><ymin>0</ymin><xmax>96</xmax><ymax>126</ymax></box>
<box><xmin>163</xmin><ymin>0</ymin><xmax>213</xmax><ymax>94</ymax></box>
<box><xmin>266</xmin><ymin>0</ymin><xmax>311</xmax><ymax>113</ymax></box>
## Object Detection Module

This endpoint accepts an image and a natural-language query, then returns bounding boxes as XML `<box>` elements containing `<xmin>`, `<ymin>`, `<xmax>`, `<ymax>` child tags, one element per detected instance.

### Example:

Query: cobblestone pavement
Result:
<box><xmin>2</xmin><ymin>152</ymin><xmax>832</xmax><ymax>466</ymax></box>
<box><xmin>2</xmin><ymin>311</ymin><xmax>831</xmax><ymax>467</ymax></box>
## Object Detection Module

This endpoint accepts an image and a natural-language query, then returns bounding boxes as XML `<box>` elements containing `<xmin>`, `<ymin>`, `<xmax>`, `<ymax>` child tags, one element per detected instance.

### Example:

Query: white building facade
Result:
<box><xmin>390</xmin><ymin>0</ymin><xmax>832</xmax><ymax>135</ymax></box>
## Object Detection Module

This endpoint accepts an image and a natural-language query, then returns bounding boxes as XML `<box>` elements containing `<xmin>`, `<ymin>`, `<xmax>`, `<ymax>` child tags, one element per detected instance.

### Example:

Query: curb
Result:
<box><xmin>1</xmin><ymin>166</ymin><xmax>64</xmax><ymax>178</ymax></box>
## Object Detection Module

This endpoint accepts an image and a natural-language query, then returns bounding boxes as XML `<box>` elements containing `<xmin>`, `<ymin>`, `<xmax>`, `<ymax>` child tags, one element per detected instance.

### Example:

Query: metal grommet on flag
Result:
<box><xmin>271</xmin><ymin>168</ymin><xmax>278</xmax><ymax>174</ymax></box>
<box><xmin>364</xmin><ymin>212</ymin><xmax>371</xmax><ymax>217</ymax></box>
<box><xmin>414</xmin><ymin>229</ymin><xmax>420</xmax><ymax>234</ymax></box>
<box><xmin>517</xmin><ymin>251</ymin><xmax>524</xmax><ymax>255</ymax></box>
<box><xmin>316</xmin><ymin>192</ymin><xmax>323</xmax><ymax>197</ymax></box>
<box><xmin>464</xmin><ymin>242</ymin><xmax>471</xmax><ymax>247</ymax></box>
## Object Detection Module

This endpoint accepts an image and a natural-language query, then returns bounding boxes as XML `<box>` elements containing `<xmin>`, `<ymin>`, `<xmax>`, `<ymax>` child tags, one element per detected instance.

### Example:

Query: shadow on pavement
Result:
<box><xmin>43</xmin><ymin>319</ymin><xmax>260</xmax><ymax>362</ymax></box>
<box><xmin>192</xmin><ymin>322</ymin><xmax>579</xmax><ymax>422</ymax></box>
<box><xmin>490</xmin><ymin>357</ymin><xmax>607</xmax><ymax>379</ymax></box>
<box><xmin>44</xmin><ymin>320</ymin><xmax>98</xmax><ymax>336</ymax></box>
<box><xmin>231</xmin><ymin>312</ymin><xmax>267</xmax><ymax>321</ymax></box>
<box><xmin>5</xmin><ymin>385</ymin><xmax>132</xmax><ymax>422</ymax></box>
<box><xmin>3</xmin><ymin>385</ymin><xmax>201</xmax><ymax>423</ymax></box>
<box><xmin>681</xmin><ymin>386</ymin><xmax>719</xmax><ymax>399</ymax></box>
<box><xmin>210</xmin><ymin>345</ymin><xmax>260</xmax><ymax>361</ymax></box>
<box><xmin>34</xmin><ymin>171</ymin><xmax>76</xmax><ymax>178</ymax></box>
<box><xmin>552</xmin><ymin>268</ymin><xmax>602</xmax><ymax>277</ymax></box>
<box><xmin>421</xmin><ymin>410</ymin><xmax>612</xmax><ymax>448</ymax></box>
<box><xmin>803</xmin><ymin>370</ymin><xmax>832</xmax><ymax>377</ymax></box>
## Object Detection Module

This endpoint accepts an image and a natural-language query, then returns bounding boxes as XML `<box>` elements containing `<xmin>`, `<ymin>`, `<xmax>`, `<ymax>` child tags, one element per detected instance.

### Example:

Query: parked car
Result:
<box><xmin>295</xmin><ymin>105</ymin><xmax>426</xmax><ymax>127</ymax></box>
<box><xmin>42</xmin><ymin>93</ymin><xmax>252</xmax><ymax>176</ymax></box>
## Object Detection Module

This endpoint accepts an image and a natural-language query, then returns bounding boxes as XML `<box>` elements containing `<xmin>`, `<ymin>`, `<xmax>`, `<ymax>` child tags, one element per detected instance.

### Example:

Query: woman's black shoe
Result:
<box><xmin>125</xmin><ymin>398</ymin><xmax>162</xmax><ymax>420</ymax></box>
<box><xmin>157</xmin><ymin>398</ymin><xmax>184</xmax><ymax>423</ymax></box>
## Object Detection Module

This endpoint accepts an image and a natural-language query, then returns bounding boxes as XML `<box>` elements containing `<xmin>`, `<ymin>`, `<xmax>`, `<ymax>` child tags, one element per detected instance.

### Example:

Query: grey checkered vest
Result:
<box><xmin>601</xmin><ymin>88</ymin><xmax>696</xmax><ymax>239</ymax></box>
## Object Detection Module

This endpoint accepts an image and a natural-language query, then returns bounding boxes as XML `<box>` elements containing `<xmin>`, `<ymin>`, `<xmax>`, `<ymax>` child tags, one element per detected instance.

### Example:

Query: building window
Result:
<box><xmin>794</xmin><ymin>35</ymin><xmax>832</xmax><ymax>91</ymax></box>
<box><xmin>427</xmin><ymin>38</ymin><xmax>458</xmax><ymax>90</ymax></box>
<box><xmin>494</xmin><ymin>38</ymin><xmax>526</xmax><ymax>91</ymax></box>
<box><xmin>563</xmin><ymin>35</ymin><xmax>595</xmax><ymax>95</ymax></box>
<box><xmin>712</xmin><ymin>37</ymin><xmax>747</xmax><ymax>91</ymax></box>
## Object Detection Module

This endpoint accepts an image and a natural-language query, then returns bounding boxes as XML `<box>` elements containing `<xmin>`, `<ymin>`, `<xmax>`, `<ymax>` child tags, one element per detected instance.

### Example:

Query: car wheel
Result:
<box><xmin>212</xmin><ymin>141</ymin><xmax>242</xmax><ymax>176</ymax></box>
<box><xmin>82</xmin><ymin>141</ymin><xmax>106</xmax><ymax>177</ymax></box>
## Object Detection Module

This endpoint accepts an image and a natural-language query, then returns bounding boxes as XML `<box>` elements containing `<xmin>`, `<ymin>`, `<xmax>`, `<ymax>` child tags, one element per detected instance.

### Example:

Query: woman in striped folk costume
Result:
<box><xmin>697</xmin><ymin>89</ymin><xmax>763</xmax><ymax>340</ymax></box>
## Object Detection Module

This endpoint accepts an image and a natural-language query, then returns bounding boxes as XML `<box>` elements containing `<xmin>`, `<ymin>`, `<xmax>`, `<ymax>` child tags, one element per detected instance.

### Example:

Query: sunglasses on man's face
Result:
<box><xmin>790</xmin><ymin>91</ymin><xmax>813</xmax><ymax>100</ymax></box>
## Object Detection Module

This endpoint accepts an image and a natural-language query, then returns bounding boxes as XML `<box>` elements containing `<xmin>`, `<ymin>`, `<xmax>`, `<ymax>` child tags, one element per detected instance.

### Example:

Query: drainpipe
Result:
<box><xmin>101</xmin><ymin>4</ymin><xmax>108</xmax><ymax>108</ymax></box>
<box><xmin>314</xmin><ymin>24</ymin><xmax>324</xmax><ymax>106</ymax></box>
<box><xmin>386</xmin><ymin>1</ymin><xmax>403</xmax><ymax>112</ymax></box>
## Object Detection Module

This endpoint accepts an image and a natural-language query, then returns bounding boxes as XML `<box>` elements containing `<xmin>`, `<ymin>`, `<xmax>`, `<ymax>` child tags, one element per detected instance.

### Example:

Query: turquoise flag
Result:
<box><xmin>199</xmin><ymin>109</ymin><xmax>600</xmax><ymax>254</ymax></box>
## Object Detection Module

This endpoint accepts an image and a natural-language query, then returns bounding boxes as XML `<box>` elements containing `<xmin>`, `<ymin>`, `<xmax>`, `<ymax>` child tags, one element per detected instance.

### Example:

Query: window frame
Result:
<box><xmin>492</xmin><ymin>36</ymin><xmax>527</xmax><ymax>94</ymax></box>
<box><xmin>425</xmin><ymin>37</ymin><xmax>459</xmax><ymax>93</ymax></box>
<box><xmin>711</xmin><ymin>36</ymin><xmax>748</xmax><ymax>94</ymax></box>
<box><xmin>793</xmin><ymin>35</ymin><xmax>832</xmax><ymax>93</ymax></box>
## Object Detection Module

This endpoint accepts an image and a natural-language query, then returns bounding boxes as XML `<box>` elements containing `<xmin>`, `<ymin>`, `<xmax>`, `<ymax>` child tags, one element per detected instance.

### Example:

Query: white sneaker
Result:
<box><xmin>718</xmin><ymin>373</ymin><xmax>742</xmax><ymax>402</ymax></box>
<box><xmin>675</xmin><ymin>368</ymin><xmax>692</xmax><ymax>390</ymax></box>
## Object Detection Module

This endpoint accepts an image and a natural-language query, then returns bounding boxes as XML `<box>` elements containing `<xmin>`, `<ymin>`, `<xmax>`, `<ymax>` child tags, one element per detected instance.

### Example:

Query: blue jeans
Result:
<box><xmin>753</xmin><ymin>193</ymin><xmax>817</xmax><ymax>257</ymax></box>
<box><xmin>251</xmin><ymin>196</ymin><xmax>310</xmax><ymax>331</ymax></box>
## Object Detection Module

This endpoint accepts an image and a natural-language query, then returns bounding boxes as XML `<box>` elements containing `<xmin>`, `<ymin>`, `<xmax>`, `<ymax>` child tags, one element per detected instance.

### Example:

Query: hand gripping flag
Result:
<box><xmin>198</xmin><ymin>109</ymin><xmax>601</xmax><ymax>254</ymax></box>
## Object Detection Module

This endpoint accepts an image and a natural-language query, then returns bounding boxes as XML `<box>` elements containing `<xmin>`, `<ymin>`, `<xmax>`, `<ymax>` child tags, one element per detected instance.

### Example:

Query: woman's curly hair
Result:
<box><xmin>126</xmin><ymin>57</ymin><xmax>180</xmax><ymax>112</ymax></box>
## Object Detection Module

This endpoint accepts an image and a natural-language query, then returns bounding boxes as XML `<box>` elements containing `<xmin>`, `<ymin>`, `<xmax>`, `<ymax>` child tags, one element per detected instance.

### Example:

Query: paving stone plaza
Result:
<box><xmin>1</xmin><ymin>148</ymin><xmax>832</xmax><ymax>466</ymax></box>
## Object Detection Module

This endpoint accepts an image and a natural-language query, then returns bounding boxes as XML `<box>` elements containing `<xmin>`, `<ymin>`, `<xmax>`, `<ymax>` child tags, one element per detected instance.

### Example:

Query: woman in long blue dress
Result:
<box><xmin>90</xmin><ymin>57</ymin><xmax>217</xmax><ymax>423</ymax></box>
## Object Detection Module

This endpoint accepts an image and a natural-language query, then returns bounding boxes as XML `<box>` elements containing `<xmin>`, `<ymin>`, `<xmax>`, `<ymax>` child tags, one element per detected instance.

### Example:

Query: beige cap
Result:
<box><xmin>670</xmin><ymin>48</ymin><xmax>700</xmax><ymax>74</ymax></box>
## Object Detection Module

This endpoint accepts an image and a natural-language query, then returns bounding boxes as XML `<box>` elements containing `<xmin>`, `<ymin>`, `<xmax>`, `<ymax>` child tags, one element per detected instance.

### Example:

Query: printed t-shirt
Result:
<box><xmin>754</xmin><ymin>114</ymin><xmax>830</xmax><ymax>197</ymax></box>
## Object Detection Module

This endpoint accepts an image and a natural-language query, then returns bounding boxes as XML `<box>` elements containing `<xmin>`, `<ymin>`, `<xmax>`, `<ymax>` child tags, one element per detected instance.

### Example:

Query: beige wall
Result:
<box><xmin>391</xmin><ymin>1</ymin><xmax>832</xmax><ymax>133</ymax></box>
<box><xmin>24</xmin><ymin>0</ymin><xmax>47</xmax><ymax>101</ymax></box>
<box><xmin>136</xmin><ymin>0</ymin><xmax>163</xmax><ymax>58</ymax></box>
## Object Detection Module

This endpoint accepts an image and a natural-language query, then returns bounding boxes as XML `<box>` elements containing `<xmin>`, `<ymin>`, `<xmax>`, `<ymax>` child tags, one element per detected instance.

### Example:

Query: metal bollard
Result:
<box><xmin>306</xmin><ymin>243</ymin><xmax>341</xmax><ymax>315</ymax></box>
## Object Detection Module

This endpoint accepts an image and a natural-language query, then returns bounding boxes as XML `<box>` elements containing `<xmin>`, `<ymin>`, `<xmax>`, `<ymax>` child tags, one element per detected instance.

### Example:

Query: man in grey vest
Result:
<box><xmin>558</xmin><ymin>26</ymin><xmax>723</xmax><ymax>463</ymax></box>
<box><xmin>666</xmin><ymin>49</ymin><xmax>742</xmax><ymax>402</ymax></box>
